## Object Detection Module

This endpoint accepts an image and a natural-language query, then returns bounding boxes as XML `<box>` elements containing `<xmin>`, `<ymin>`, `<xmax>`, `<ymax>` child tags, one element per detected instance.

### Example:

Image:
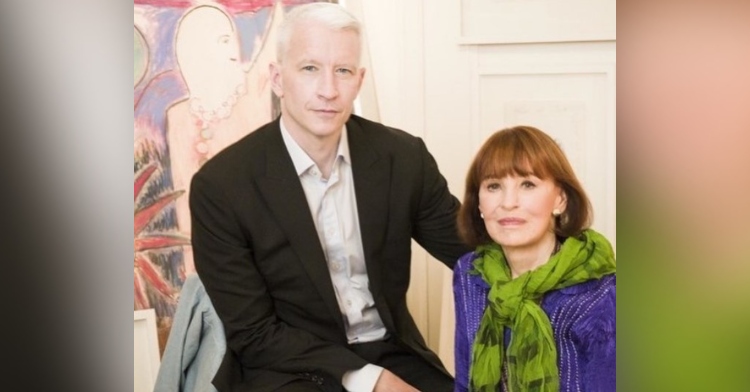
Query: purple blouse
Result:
<box><xmin>453</xmin><ymin>251</ymin><xmax>616</xmax><ymax>392</ymax></box>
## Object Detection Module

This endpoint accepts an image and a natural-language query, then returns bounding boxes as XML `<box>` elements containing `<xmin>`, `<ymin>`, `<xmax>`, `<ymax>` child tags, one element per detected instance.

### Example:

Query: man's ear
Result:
<box><xmin>358</xmin><ymin>67</ymin><xmax>366</xmax><ymax>87</ymax></box>
<box><xmin>269</xmin><ymin>62</ymin><xmax>283</xmax><ymax>98</ymax></box>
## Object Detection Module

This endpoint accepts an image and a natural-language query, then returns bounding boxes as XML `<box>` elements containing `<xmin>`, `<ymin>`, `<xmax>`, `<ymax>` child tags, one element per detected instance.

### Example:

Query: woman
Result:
<box><xmin>453</xmin><ymin>126</ymin><xmax>616</xmax><ymax>392</ymax></box>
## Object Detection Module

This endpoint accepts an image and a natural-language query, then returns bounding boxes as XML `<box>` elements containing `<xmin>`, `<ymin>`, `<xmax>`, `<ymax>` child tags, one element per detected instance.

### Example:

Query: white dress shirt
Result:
<box><xmin>280</xmin><ymin>119</ymin><xmax>385</xmax><ymax>391</ymax></box>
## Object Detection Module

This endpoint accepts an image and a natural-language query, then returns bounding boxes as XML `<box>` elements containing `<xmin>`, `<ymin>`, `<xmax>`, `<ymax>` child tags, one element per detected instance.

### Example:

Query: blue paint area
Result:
<box><xmin>150</xmin><ymin>8</ymin><xmax>183</xmax><ymax>73</ymax></box>
<box><xmin>236</xmin><ymin>8</ymin><xmax>271</xmax><ymax>63</ymax></box>
<box><xmin>136</xmin><ymin>71</ymin><xmax>187</xmax><ymax>141</ymax></box>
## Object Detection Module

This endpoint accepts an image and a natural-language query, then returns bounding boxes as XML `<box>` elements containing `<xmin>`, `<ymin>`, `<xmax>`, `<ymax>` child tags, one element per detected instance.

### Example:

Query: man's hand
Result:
<box><xmin>373</xmin><ymin>369</ymin><xmax>421</xmax><ymax>392</ymax></box>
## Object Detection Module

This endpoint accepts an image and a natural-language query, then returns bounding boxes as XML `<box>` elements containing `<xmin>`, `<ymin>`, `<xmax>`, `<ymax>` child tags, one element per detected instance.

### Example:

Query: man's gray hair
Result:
<box><xmin>276</xmin><ymin>2</ymin><xmax>362</xmax><ymax>63</ymax></box>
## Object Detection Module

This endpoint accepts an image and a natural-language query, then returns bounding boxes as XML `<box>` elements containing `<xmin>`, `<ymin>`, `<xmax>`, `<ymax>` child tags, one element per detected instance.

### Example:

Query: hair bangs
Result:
<box><xmin>474</xmin><ymin>136</ymin><xmax>552</xmax><ymax>183</ymax></box>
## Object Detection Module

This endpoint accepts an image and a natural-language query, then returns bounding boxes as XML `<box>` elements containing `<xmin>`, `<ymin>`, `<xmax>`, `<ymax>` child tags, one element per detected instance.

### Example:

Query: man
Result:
<box><xmin>190</xmin><ymin>3</ymin><xmax>468</xmax><ymax>391</ymax></box>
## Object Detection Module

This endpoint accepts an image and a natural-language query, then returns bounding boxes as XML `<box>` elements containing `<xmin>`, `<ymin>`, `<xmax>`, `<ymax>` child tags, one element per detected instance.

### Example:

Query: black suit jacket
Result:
<box><xmin>190</xmin><ymin>115</ymin><xmax>469</xmax><ymax>391</ymax></box>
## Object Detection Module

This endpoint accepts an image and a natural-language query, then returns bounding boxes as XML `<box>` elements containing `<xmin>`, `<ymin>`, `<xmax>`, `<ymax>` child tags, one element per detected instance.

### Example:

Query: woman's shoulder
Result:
<box><xmin>454</xmin><ymin>251</ymin><xmax>479</xmax><ymax>274</ymax></box>
<box><xmin>558</xmin><ymin>274</ymin><xmax>616</xmax><ymax>296</ymax></box>
<box><xmin>551</xmin><ymin>274</ymin><xmax>616</xmax><ymax>312</ymax></box>
<box><xmin>453</xmin><ymin>251</ymin><xmax>489</xmax><ymax>289</ymax></box>
<box><xmin>550</xmin><ymin>275</ymin><xmax>616</xmax><ymax>343</ymax></box>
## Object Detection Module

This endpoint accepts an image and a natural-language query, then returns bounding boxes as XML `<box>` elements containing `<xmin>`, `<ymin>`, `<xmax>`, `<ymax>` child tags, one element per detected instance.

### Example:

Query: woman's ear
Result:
<box><xmin>555</xmin><ymin>188</ymin><xmax>568</xmax><ymax>215</ymax></box>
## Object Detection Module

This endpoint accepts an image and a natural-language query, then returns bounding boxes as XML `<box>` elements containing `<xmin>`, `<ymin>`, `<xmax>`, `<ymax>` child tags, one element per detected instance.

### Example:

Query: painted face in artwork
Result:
<box><xmin>175</xmin><ymin>6</ymin><xmax>245</xmax><ymax>117</ymax></box>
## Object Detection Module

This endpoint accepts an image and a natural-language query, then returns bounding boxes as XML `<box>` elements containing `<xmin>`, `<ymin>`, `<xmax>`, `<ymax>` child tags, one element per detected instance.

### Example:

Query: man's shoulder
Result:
<box><xmin>348</xmin><ymin>115</ymin><xmax>422</xmax><ymax>150</ymax></box>
<box><xmin>194</xmin><ymin>119</ymin><xmax>278</xmax><ymax>181</ymax></box>
<box><xmin>219</xmin><ymin>119</ymin><xmax>279</xmax><ymax>157</ymax></box>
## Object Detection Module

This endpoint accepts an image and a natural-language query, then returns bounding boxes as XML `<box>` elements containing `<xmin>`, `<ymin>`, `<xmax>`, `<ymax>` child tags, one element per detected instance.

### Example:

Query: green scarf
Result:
<box><xmin>469</xmin><ymin>229</ymin><xmax>616</xmax><ymax>392</ymax></box>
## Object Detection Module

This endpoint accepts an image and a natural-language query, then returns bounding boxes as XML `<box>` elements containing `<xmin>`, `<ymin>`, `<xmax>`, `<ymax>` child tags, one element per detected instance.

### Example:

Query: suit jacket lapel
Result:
<box><xmin>347</xmin><ymin>119</ymin><xmax>391</xmax><ymax>303</ymax></box>
<box><xmin>255</xmin><ymin>123</ymin><xmax>345</xmax><ymax>331</ymax></box>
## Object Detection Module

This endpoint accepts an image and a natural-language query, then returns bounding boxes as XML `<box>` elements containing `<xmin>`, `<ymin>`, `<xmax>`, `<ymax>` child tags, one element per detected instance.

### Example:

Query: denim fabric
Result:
<box><xmin>154</xmin><ymin>274</ymin><xmax>226</xmax><ymax>392</ymax></box>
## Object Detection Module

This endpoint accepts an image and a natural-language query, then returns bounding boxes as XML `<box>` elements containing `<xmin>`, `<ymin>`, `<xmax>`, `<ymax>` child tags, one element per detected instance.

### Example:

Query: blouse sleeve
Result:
<box><xmin>452</xmin><ymin>254</ymin><xmax>473</xmax><ymax>392</ymax></box>
<box><xmin>575</xmin><ymin>277</ymin><xmax>616</xmax><ymax>391</ymax></box>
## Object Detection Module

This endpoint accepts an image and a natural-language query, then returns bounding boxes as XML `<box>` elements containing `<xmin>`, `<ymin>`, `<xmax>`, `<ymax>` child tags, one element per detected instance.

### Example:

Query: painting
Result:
<box><xmin>134</xmin><ymin>0</ymin><xmax>332</xmax><ymax>354</ymax></box>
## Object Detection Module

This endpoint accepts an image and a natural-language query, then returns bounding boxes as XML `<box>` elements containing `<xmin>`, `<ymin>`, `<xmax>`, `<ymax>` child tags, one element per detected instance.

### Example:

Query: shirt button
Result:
<box><xmin>331</xmin><ymin>262</ymin><xmax>341</xmax><ymax>272</ymax></box>
<box><xmin>346</xmin><ymin>300</ymin><xmax>352</xmax><ymax>307</ymax></box>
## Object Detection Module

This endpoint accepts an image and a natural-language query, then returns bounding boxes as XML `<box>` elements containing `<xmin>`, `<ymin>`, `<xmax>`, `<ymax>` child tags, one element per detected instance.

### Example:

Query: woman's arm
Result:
<box><xmin>577</xmin><ymin>278</ymin><xmax>616</xmax><ymax>391</ymax></box>
<box><xmin>453</xmin><ymin>255</ymin><xmax>476</xmax><ymax>392</ymax></box>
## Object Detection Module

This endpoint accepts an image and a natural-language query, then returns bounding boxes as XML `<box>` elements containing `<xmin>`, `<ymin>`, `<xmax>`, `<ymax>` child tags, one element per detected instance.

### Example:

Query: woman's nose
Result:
<box><xmin>499</xmin><ymin>189</ymin><xmax>518</xmax><ymax>210</ymax></box>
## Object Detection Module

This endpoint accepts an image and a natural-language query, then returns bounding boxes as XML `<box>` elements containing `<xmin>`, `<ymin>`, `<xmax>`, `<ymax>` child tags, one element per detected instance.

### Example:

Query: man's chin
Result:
<box><xmin>308</xmin><ymin>121</ymin><xmax>345</xmax><ymax>138</ymax></box>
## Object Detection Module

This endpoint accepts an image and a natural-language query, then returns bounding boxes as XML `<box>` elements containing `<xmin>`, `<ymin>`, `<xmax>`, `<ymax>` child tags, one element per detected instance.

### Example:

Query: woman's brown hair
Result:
<box><xmin>457</xmin><ymin>125</ymin><xmax>592</xmax><ymax>248</ymax></box>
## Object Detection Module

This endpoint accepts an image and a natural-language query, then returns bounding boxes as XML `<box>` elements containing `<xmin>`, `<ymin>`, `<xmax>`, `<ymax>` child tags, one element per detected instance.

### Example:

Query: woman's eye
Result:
<box><xmin>521</xmin><ymin>181</ymin><xmax>536</xmax><ymax>189</ymax></box>
<box><xmin>486</xmin><ymin>182</ymin><xmax>500</xmax><ymax>191</ymax></box>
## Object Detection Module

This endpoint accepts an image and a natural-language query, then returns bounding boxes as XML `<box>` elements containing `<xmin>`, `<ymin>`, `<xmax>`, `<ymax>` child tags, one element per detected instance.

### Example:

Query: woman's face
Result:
<box><xmin>478</xmin><ymin>174</ymin><xmax>566</xmax><ymax>252</ymax></box>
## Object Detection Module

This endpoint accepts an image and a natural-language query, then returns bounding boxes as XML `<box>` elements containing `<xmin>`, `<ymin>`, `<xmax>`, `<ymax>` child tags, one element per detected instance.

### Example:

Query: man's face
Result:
<box><xmin>270</xmin><ymin>22</ymin><xmax>365</xmax><ymax>142</ymax></box>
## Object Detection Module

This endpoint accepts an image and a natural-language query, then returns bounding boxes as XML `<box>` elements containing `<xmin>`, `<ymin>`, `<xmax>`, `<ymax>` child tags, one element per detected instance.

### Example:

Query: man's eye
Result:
<box><xmin>336</xmin><ymin>68</ymin><xmax>353</xmax><ymax>74</ymax></box>
<box><xmin>302</xmin><ymin>65</ymin><xmax>317</xmax><ymax>71</ymax></box>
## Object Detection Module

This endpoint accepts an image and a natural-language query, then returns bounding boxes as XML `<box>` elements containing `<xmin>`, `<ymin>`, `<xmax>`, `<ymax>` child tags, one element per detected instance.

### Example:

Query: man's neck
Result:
<box><xmin>305</xmin><ymin>139</ymin><xmax>339</xmax><ymax>179</ymax></box>
<box><xmin>282</xmin><ymin>117</ymin><xmax>342</xmax><ymax>179</ymax></box>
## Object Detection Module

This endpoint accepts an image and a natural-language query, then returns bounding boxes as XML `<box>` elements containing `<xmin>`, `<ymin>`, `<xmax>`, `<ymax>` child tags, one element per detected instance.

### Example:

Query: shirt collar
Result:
<box><xmin>279</xmin><ymin>117</ymin><xmax>351</xmax><ymax>177</ymax></box>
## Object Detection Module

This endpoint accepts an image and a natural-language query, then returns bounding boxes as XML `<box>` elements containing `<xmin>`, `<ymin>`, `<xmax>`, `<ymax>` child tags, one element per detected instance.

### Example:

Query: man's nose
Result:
<box><xmin>317</xmin><ymin>72</ymin><xmax>339</xmax><ymax>100</ymax></box>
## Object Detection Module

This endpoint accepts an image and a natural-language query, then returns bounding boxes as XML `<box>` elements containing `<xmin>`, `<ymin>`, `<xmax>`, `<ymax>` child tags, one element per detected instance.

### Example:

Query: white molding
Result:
<box><xmin>134</xmin><ymin>309</ymin><xmax>161</xmax><ymax>392</ymax></box>
<box><xmin>459</xmin><ymin>0</ymin><xmax>616</xmax><ymax>44</ymax></box>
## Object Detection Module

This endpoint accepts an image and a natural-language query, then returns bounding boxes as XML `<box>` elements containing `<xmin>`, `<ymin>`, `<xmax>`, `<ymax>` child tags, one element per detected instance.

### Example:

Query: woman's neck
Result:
<box><xmin>503</xmin><ymin>233</ymin><xmax>559</xmax><ymax>279</ymax></box>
